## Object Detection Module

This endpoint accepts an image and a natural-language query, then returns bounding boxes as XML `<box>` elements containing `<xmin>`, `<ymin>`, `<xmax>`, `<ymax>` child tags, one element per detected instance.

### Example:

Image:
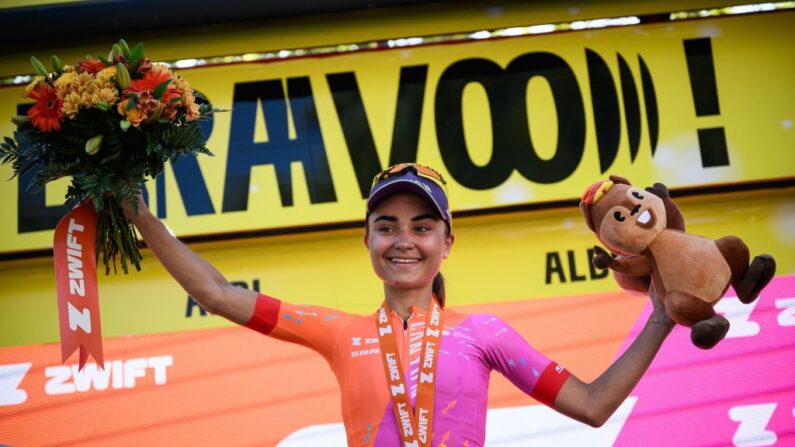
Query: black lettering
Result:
<box><xmin>154</xmin><ymin>155</ymin><xmax>215</xmax><ymax>219</ymax></box>
<box><xmin>328</xmin><ymin>66</ymin><xmax>427</xmax><ymax>198</ymax></box>
<box><xmin>586</xmin><ymin>49</ymin><xmax>620</xmax><ymax>173</ymax></box>
<box><xmin>587</xmin><ymin>247</ymin><xmax>609</xmax><ymax>279</ymax></box>
<box><xmin>222</xmin><ymin>78</ymin><xmax>336</xmax><ymax>211</ymax></box>
<box><xmin>683</xmin><ymin>37</ymin><xmax>729</xmax><ymax>168</ymax></box>
<box><xmin>185</xmin><ymin>296</ymin><xmax>207</xmax><ymax>317</ymax></box>
<box><xmin>230</xmin><ymin>280</ymin><xmax>248</xmax><ymax>289</ymax></box>
<box><xmin>506</xmin><ymin>52</ymin><xmax>586</xmax><ymax>184</ymax></box>
<box><xmin>545</xmin><ymin>251</ymin><xmax>566</xmax><ymax>284</ymax></box>
<box><xmin>387</xmin><ymin>66</ymin><xmax>428</xmax><ymax>167</ymax></box>
<box><xmin>435</xmin><ymin>59</ymin><xmax>514</xmax><ymax>189</ymax></box>
<box><xmin>638</xmin><ymin>56</ymin><xmax>659</xmax><ymax>156</ymax></box>
<box><xmin>617</xmin><ymin>55</ymin><xmax>641</xmax><ymax>162</ymax></box>
<box><xmin>567</xmin><ymin>250</ymin><xmax>587</xmax><ymax>282</ymax></box>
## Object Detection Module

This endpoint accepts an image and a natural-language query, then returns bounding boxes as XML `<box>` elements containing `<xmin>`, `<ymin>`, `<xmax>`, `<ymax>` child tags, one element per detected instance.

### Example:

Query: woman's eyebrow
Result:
<box><xmin>373</xmin><ymin>215</ymin><xmax>398</xmax><ymax>223</ymax></box>
<box><xmin>411</xmin><ymin>214</ymin><xmax>438</xmax><ymax>222</ymax></box>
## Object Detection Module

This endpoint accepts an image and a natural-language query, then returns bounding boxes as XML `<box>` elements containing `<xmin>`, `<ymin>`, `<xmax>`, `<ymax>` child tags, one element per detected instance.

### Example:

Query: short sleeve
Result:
<box><xmin>471</xmin><ymin>314</ymin><xmax>570</xmax><ymax>407</ymax></box>
<box><xmin>245</xmin><ymin>293</ymin><xmax>351</xmax><ymax>362</ymax></box>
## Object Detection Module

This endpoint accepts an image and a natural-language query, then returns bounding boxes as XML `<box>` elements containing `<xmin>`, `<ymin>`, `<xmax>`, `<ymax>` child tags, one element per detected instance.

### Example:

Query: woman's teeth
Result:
<box><xmin>390</xmin><ymin>258</ymin><xmax>419</xmax><ymax>264</ymax></box>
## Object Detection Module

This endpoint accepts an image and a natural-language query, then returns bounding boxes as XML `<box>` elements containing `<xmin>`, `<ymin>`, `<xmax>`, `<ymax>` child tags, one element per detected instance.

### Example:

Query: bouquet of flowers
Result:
<box><xmin>0</xmin><ymin>39</ymin><xmax>214</xmax><ymax>274</ymax></box>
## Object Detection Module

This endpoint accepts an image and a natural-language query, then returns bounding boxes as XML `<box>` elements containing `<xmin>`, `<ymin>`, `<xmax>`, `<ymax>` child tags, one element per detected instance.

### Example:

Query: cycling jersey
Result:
<box><xmin>246</xmin><ymin>294</ymin><xmax>570</xmax><ymax>446</ymax></box>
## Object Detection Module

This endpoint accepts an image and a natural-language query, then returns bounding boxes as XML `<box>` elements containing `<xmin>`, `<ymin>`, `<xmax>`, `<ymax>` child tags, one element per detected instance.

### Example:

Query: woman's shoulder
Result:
<box><xmin>444</xmin><ymin>308</ymin><xmax>504</xmax><ymax>325</ymax></box>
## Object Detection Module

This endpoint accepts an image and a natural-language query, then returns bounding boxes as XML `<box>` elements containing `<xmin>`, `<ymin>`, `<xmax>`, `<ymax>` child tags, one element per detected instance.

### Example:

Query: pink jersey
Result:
<box><xmin>246</xmin><ymin>294</ymin><xmax>570</xmax><ymax>446</ymax></box>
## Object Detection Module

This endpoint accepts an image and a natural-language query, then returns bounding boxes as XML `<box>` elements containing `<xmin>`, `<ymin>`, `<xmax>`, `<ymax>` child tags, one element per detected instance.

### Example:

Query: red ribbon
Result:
<box><xmin>53</xmin><ymin>201</ymin><xmax>103</xmax><ymax>370</ymax></box>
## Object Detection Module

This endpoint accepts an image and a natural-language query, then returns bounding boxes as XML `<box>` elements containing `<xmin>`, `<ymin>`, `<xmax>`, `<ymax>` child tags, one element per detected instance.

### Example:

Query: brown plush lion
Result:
<box><xmin>580</xmin><ymin>175</ymin><xmax>776</xmax><ymax>349</ymax></box>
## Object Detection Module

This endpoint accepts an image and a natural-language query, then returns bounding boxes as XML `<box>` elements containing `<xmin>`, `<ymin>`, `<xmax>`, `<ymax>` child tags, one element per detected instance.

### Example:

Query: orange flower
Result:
<box><xmin>27</xmin><ymin>84</ymin><xmax>63</xmax><ymax>132</ymax></box>
<box><xmin>78</xmin><ymin>58</ymin><xmax>107</xmax><ymax>74</ymax></box>
<box><xmin>116</xmin><ymin>99</ymin><xmax>146</xmax><ymax>127</ymax></box>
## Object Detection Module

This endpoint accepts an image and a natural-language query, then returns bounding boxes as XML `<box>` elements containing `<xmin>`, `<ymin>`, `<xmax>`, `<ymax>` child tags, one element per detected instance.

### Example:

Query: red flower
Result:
<box><xmin>127</xmin><ymin>69</ymin><xmax>172</xmax><ymax>94</ymax></box>
<box><xmin>78</xmin><ymin>58</ymin><xmax>107</xmax><ymax>74</ymax></box>
<box><xmin>27</xmin><ymin>84</ymin><xmax>63</xmax><ymax>132</ymax></box>
<box><xmin>161</xmin><ymin>87</ymin><xmax>182</xmax><ymax>106</ymax></box>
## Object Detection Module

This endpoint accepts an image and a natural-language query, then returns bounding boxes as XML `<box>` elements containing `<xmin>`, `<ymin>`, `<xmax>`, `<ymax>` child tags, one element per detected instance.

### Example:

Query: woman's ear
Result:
<box><xmin>443</xmin><ymin>233</ymin><xmax>455</xmax><ymax>259</ymax></box>
<box><xmin>363</xmin><ymin>232</ymin><xmax>369</xmax><ymax>249</ymax></box>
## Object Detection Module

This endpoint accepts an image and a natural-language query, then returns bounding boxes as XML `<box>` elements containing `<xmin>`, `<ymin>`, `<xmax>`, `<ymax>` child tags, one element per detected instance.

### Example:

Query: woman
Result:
<box><xmin>123</xmin><ymin>163</ymin><xmax>675</xmax><ymax>446</ymax></box>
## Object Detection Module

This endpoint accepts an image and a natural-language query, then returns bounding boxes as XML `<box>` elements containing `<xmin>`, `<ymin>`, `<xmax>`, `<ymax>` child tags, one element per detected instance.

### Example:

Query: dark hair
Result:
<box><xmin>432</xmin><ymin>272</ymin><xmax>446</xmax><ymax>308</ymax></box>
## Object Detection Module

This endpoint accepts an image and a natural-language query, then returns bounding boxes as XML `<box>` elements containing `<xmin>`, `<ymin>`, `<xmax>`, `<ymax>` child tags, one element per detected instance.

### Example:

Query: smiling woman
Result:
<box><xmin>119</xmin><ymin>162</ymin><xmax>679</xmax><ymax>446</ymax></box>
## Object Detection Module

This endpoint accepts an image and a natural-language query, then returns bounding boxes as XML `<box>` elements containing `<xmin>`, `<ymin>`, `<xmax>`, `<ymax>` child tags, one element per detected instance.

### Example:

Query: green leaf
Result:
<box><xmin>152</xmin><ymin>79</ymin><xmax>172</xmax><ymax>101</ymax></box>
<box><xmin>97</xmin><ymin>55</ymin><xmax>111</xmax><ymax>66</ymax></box>
<box><xmin>30</xmin><ymin>56</ymin><xmax>48</xmax><ymax>76</ymax></box>
<box><xmin>119</xmin><ymin>39</ymin><xmax>132</xmax><ymax>59</ymax></box>
<box><xmin>132</xmin><ymin>42</ymin><xmax>144</xmax><ymax>60</ymax></box>
<box><xmin>50</xmin><ymin>55</ymin><xmax>63</xmax><ymax>74</ymax></box>
<box><xmin>129</xmin><ymin>42</ymin><xmax>144</xmax><ymax>70</ymax></box>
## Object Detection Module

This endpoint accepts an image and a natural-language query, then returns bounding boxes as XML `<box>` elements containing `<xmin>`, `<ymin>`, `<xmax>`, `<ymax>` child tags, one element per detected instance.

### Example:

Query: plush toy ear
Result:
<box><xmin>609</xmin><ymin>175</ymin><xmax>631</xmax><ymax>185</ymax></box>
<box><xmin>580</xmin><ymin>201</ymin><xmax>595</xmax><ymax>232</ymax></box>
<box><xmin>663</xmin><ymin>197</ymin><xmax>685</xmax><ymax>231</ymax></box>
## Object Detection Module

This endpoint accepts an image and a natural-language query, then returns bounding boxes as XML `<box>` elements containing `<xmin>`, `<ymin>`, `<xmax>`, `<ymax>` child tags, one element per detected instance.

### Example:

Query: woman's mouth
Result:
<box><xmin>388</xmin><ymin>257</ymin><xmax>421</xmax><ymax>265</ymax></box>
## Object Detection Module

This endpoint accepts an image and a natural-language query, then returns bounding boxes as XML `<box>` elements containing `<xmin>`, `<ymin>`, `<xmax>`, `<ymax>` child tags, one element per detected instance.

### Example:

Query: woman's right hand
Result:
<box><xmin>120</xmin><ymin>193</ymin><xmax>150</xmax><ymax>222</ymax></box>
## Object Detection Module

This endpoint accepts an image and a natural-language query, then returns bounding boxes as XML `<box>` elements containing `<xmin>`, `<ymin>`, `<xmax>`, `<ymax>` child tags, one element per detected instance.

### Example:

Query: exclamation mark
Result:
<box><xmin>683</xmin><ymin>37</ymin><xmax>729</xmax><ymax>167</ymax></box>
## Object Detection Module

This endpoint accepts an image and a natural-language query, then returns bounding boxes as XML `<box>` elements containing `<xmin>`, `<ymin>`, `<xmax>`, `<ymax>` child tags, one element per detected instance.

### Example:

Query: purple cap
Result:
<box><xmin>366</xmin><ymin>170</ymin><xmax>451</xmax><ymax>228</ymax></box>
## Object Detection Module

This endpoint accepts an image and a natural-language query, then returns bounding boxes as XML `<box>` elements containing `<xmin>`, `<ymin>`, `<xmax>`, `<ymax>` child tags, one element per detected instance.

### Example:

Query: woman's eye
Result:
<box><xmin>415</xmin><ymin>226</ymin><xmax>430</xmax><ymax>233</ymax></box>
<box><xmin>613</xmin><ymin>211</ymin><xmax>626</xmax><ymax>222</ymax></box>
<box><xmin>632</xmin><ymin>191</ymin><xmax>644</xmax><ymax>200</ymax></box>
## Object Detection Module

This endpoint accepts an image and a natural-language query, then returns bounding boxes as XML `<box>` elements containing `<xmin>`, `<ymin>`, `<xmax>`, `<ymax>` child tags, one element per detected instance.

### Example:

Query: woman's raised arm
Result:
<box><xmin>551</xmin><ymin>286</ymin><xmax>675</xmax><ymax>427</ymax></box>
<box><xmin>122</xmin><ymin>195</ymin><xmax>257</xmax><ymax>325</ymax></box>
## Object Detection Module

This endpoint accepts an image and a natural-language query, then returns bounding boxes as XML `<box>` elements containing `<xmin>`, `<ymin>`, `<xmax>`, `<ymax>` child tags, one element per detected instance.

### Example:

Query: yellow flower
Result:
<box><xmin>183</xmin><ymin>93</ymin><xmax>200</xmax><ymax>121</ymax></box>
<box><xmin>62</xmin><ymin>64</ymin><xmax>75</xmax><ymax>73</ymax></box>
<box><xmin>171</xmin><ymin>75</ymin><xmax>193</xmax><ymax>98</ymax></box>
<box><xmin>79</xmin><ymin>91</ymin><xmax>94</xmax><ymax>107</ymax></box>
<box><xmin>150</xmin><ymin>63</ymin><xmax>171</xmax><ymax>75</ymax></box>
<box><xmin>62</xmin><ymin>92</ymin><xmax>82</xmax><ymax>119</ymax></box>
<box><xmin>23</xmin><ymin>76</ymin><xmax>46</xmax><ymax>97</ymax></box>
<box><xmin>96</xmin><ymin>66</ymin><xmax>117</xmax><ymax>82</ymax></box>
<box><xmin>92</xmin><ymin>87</ymin><xmax>119</xmax><ymax>105</ymax></box>
<box><xmin>76</xmin><ymin>72</ymin><xmax>93</xmax><ymax>90</ymax></box>
<box><xmin>53</xmin><ymin>71</ymin><xmax>78</xmax><ymax>97</ymax></box>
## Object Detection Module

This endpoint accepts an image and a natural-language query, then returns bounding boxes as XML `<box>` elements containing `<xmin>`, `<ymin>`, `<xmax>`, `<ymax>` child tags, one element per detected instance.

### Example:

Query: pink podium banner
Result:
<box><xmin>615</xmin><ymin>274</ymin><xmax>795</xmax><ymax>447</ymax></box>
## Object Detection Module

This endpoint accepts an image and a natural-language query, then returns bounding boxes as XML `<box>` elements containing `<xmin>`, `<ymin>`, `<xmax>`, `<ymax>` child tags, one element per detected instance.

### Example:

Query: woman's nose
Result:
<box><xmin>394</xmin><ymin>229</ymin><xmax>415</xmax><ymax>249</ymax></box>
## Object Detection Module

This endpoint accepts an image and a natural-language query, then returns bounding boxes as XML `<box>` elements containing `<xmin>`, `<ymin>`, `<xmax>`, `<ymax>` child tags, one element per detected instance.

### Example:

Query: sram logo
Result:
<box><xmin>45</xmin><ymin>355</ymin><xmax>173</xmax><ymax>395</ymax></box>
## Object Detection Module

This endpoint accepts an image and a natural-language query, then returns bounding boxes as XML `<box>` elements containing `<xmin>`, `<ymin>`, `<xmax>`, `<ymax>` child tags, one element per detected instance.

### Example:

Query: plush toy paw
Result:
<box><xmin>690</xmin><ymin>315</ymin><xmax>730</xmax><ymax>349</ymax></box>
<box><xmin>736</xmin><ymin>254</ymin><xmax>777</xmax><ymax>304</ymax></box>
<box><xmin>592</xmin><ymin>245</ymin><xmax>614</xmax><ymax>269</ymax></box>
<box><xmin>645</xmin><ymin>183</ymin><xmax>670</xmax><ymax>199</ymax></box>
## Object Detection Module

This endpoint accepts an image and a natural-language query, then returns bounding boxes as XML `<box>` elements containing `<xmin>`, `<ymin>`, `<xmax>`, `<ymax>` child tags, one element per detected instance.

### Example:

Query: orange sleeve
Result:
<box><xmin>245</xmin><ymin>293</ymin><xmax>350</xmax><ymax>363</ymax></box>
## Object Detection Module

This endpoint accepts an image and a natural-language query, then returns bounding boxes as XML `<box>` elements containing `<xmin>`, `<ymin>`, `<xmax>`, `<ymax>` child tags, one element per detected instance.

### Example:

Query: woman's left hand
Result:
<box><xmin>648</xmin><ymin>285</ymin><xmax>676</xmax><ymax>329</ymax></box>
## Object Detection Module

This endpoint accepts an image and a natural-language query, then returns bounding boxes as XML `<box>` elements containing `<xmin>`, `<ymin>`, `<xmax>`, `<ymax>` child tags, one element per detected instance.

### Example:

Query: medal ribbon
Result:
<box><xmin>376</xmin><ymin>297</ymin><xmax>443</xmax><ymax>447</ymax></box>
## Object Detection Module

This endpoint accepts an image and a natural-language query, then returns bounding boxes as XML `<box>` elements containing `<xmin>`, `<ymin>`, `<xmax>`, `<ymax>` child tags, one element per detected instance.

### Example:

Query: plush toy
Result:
<box><xmin>580</xmin><ymin>175</ymin><xmax>776</xmax><ymax>349</ymax></box>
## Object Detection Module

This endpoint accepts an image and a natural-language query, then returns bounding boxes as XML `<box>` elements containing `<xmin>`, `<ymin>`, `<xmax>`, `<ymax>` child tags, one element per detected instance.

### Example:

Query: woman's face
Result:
<box><xmin>365</xmin><ymin>193</ymin><xmax>453</xmax><ymax>292</ymax></box>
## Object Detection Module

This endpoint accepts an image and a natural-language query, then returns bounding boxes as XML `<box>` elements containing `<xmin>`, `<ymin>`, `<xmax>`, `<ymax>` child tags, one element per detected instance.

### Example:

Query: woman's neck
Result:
<box><xmin>384</xmin><ymin>284</ymin><xmax>433</xmax><ymax>320</ymax></box>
